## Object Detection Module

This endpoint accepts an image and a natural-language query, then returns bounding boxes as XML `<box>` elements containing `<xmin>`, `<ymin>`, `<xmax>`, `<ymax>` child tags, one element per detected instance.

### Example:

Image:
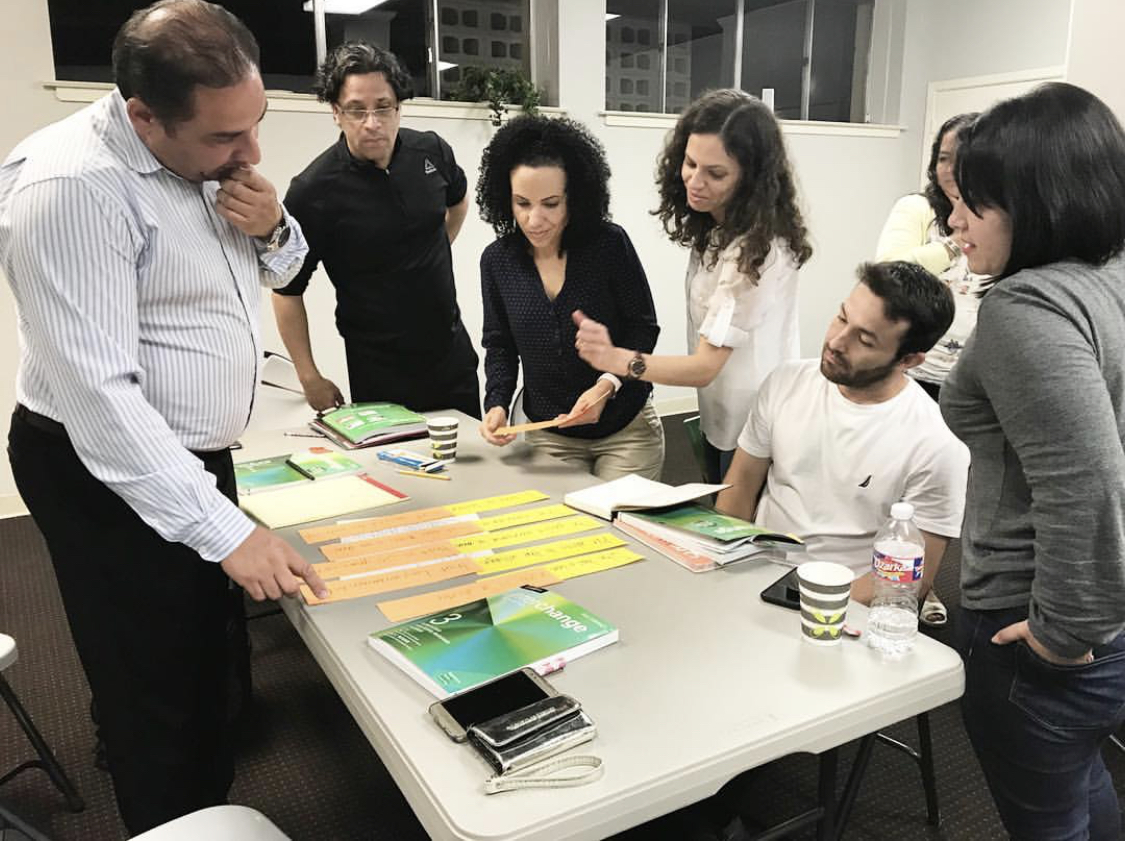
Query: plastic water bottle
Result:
<box><xmin>867</xmin><ymin>502</ymin><xmax>924</xmax><ymax>659</ymax></box>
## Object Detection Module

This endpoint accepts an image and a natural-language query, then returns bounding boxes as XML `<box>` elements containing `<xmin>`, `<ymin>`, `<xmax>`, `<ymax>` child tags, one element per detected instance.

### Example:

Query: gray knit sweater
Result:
<box><xmin>941</xmin><ymin>255</ymin><xmax>1125</xmax><ymax>658</ymax></box>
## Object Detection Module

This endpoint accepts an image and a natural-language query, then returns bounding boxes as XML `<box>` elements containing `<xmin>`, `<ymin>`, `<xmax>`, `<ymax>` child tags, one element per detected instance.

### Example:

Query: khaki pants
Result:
<box><xmin>527</xmin><ymin>399</ymin><xmax>665</xmax><ymax>481</ymax></box>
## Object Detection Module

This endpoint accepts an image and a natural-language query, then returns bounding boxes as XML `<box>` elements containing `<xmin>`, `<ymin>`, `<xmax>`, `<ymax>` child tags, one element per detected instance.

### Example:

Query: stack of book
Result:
<box><xmin>615</xmin><ymin>504</ymin><xmax>804</xmax><ymax>574</ymax></box>
<box><xmin>311</xmin><ymin>403</ymin><xmax>428</xmax><ymax>449</ymax></box>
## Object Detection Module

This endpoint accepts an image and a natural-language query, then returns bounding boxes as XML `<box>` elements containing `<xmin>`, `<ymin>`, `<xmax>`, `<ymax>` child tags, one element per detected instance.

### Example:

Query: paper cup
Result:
<box><xmin>427</xmin><ymin>417</ymin><xmax>459</xmax><ymax>462</ymax></box>
<box><xmin>796</xmin><ymin>561</ymin><xmax>853</xmax><ymax>646</ymax></box>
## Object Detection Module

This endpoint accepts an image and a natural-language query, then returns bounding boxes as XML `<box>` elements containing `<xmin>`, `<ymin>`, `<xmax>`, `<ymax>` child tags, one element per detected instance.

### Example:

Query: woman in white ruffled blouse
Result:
<box><xmin>575</xmin><ymin>89</ymin><xmax>812</xmax><ymax>483</ymax></box>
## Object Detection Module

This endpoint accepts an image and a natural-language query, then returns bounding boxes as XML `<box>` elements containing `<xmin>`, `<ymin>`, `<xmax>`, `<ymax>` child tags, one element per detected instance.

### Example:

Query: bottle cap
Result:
<box><xmin>890</xmin><ymin>501</ymin><xmax>914</xmax><ymax>520</ymax></box>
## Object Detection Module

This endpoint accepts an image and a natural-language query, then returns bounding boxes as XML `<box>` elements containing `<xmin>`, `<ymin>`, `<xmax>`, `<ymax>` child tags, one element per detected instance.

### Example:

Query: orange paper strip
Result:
<box><xmin>301</xmin><ymin>558</ymin><xmax>479</xmax><ymax>605</ymax></box>
<box><xmin>376</xmin><ymin>568</ymin><xmax>560</xmax><ymax>623</ymax></box>
<box><xmin>312</xmin><ymin>541</ymin><xmax>467</xmax><ymax>580</ymax></box>
<box><xmin>299</xmin><ymin>506</ymin><xmax>456</xmax><ymax>544</ymax></box>
<box><xmin>321</xmin><ymin>521</ymin><xmax>482</xmax><ymax>560</ymax></box>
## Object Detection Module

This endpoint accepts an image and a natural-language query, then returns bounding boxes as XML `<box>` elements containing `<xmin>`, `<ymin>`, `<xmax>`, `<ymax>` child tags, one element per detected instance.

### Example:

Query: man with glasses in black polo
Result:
<box><xmin>273</xmin><ymin>42</ymin><xmax>479</xmax><ymax>417</ymax></box>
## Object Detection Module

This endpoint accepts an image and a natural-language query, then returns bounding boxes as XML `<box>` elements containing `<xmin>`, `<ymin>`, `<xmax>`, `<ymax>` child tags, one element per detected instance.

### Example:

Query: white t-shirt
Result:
<box><xmin>686</xmin><ymin>237</ymin><xmax>800</xmax><ymax>451</ymax></box>
<box><xmin>737</xmin><ymin>359</ymin><xmax>970</xmax><ymax>572</ymax></box>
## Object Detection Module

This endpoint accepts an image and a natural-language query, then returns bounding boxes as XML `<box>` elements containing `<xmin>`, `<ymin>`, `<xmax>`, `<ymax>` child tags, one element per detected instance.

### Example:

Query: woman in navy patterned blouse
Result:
<box><xmin>476</xmin><ymin>115</ymin><xmax>665</xmax><ymax>479</ymax></box>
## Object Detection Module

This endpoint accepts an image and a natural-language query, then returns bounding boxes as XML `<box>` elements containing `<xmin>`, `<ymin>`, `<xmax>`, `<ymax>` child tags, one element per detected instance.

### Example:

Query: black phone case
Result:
<box><xmin>760</xmin><ymin>567</ymin><xmax>801</xmax><ymax>611</ymax></box>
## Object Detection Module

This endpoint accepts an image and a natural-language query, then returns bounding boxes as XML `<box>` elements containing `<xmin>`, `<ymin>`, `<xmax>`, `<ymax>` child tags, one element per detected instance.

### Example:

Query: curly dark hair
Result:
<box><xmin>312</xmin><ymin>40</ymin><xmax>413</xmax><ymax>104</ymax></box>
<box><xmin>654</xmin><ymin>89</ymin><xmax>812</xmax><ymax>283</ymax></box>
<box><xmin>923</xmin><ymin>113</ymin><xmax>978</xmax><ymax>235</ymax></box>
<box><xmin>476</xmin><ymin>115</ymin><xmax>611</xmax><ymax>253</ymax></box>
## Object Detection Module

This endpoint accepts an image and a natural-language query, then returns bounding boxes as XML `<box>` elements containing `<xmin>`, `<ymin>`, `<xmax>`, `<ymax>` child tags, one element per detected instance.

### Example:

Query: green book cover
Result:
<box><xmin>631</xmin><ymin>503</ymin><xmax>803</xmax><ymax>547</ymax></box>
<box><xmin>234</xmin><ymin>456</ymin><xmax>308</xmax><ymax>495</ymax></box>
<box><xmin>286</xmin><ymin>448</ymin><xmax>363</xmax><ymax>480</ymax></box>
<box><xmin>368</xmin><ymin>588</ymin><xmax>619</xmax><ymax>698</ymax></box>
<box><xmin>317</xmin><ymin>403</ymin><xmax>427</xmax><ymax>445</ymax></box>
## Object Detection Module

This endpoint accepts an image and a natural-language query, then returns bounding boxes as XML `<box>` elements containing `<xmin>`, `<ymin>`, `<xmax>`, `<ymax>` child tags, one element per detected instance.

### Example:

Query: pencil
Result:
<box><xmin>396</xmin><ymin>469</ymin><xmax>451</xmax><ymax>481</ymax></box>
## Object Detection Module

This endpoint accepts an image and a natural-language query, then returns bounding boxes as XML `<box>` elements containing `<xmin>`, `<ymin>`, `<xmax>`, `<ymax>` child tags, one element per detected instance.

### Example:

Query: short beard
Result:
<box><xmin>820</xmin><ymin>355</ymin><xmax>900</xmax><ymax>389</ymax></box>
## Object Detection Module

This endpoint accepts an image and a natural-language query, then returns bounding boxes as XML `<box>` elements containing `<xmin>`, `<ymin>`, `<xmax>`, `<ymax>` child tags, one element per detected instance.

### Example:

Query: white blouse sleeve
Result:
<box><xmin>698</xmin><ymin>242</ymin><xmax>796</xmax><ymax>348</ymax></box>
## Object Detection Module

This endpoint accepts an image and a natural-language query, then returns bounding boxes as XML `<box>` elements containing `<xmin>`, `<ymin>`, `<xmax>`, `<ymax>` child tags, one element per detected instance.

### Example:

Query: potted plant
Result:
<box><xmin>451</xmin><ymin>66</ymin><xmax>541</xmax><ymax>126</ymax></box>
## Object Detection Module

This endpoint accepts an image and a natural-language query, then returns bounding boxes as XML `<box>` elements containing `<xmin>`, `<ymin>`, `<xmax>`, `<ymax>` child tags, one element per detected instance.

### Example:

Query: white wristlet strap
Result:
<box><xmin>483</xmin><ymin>755</ymin><xmax>604</xmax><ymax>794</ymax></box>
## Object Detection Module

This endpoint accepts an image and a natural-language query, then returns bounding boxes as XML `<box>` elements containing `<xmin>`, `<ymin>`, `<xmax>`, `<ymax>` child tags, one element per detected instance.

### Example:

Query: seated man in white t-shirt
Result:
<box><xmin>716</xmin><ymin>260</ymin><xmax>970</xmax><ymax>604</ymax></box>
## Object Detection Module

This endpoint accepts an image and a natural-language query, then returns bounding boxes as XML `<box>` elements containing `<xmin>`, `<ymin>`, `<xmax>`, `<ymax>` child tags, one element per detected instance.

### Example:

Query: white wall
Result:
<box><xmin>0</xmin><ymin>0</ymin><xmax>1077</xmax><ymax>511</ymax></box>
<box><xmin>1066</xmin><ymin>0</ymin><xmax>1125</xmax><ymax>122</ymax></box>
<box><xmin>894</xmin><ymin>0</ymin><xmax>1072</xmax><ymax>191</ymax></box>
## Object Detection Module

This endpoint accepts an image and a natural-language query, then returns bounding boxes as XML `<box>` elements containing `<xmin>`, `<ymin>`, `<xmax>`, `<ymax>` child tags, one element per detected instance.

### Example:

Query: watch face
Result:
<box><xmin>628</xmin><ymin>354</ymin><xmax>646</xmax><ymax>378</ymax></box>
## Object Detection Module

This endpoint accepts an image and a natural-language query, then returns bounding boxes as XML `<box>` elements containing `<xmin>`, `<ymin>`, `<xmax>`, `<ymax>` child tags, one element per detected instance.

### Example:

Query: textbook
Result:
<box><xmin>234</xmin><ymin>455</ymin><xmax>309</xmax><ymax>495</ymax></box>
<box><xmin>367</xmin><ymin>587</ymin><xmax>619</xmax><ymax>698</ymax></box>
<box><xmin>617</xmin><ymin>504</ymin><xmax>804</xmax><ymax>561</ymax></box>
<box><xmin>563</xmin><ymin>474</ymin><xmax>727</xmax><ymax>521</ymax></box>
<box><xmin>310</xmin><ymin>402</ymin><xmax>428</xmax><ymax>449</ymax></box>
<box><xmin>286</xmin><ymin>447</ymin><xmax>363</xmax><ymax>480</ymax></box>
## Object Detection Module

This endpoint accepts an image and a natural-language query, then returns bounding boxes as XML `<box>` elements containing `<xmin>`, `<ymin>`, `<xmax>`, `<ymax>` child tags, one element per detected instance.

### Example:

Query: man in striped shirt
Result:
<box><xmin>0</xmin><ymin>0</ymin><xmax>328</xmax><ymax>832</ymax></box>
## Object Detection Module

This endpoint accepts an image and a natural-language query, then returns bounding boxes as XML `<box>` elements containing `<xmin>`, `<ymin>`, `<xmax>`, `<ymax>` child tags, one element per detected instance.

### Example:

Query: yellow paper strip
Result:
<box><xmin>312</xmin><ymin>542</ymin><xmax>470</xmax><ymax>580</ymax></box>
<box><xmin>451</xmin><ymin>515</ymin><xmax>603</xmax><ymax>552</ymax></box>
<box><xmin>301</xmin><ymin>558</ymin><xmax>479</xmax><ymax>605</ymax></box>
<box><xmin>545</xmin><ymin>547</ymin><xmax>645</xmax><ymax>579</ymax></box>
<box><xmin>474</xmin><ymin>533</ymin><xmax>626</xmax><ymax>574</ymax></box>
<box><xmin>321</xmin><ymin>521</ymin><xmax>482</xmax><ymax>560</ymax></box>
<box><xmin>377</xmin><ymin>568</ymin><xmax>560</xmax><ymax>623</ymax></box>
<box><xmin>445</xmin><ymin>490</ymin><xmax>550</xmax><ymax>516</ymax></box>
<box><xmin>476</xmin><ymin>503</ymin><xmax>575</xmax><ymax>531</ymax></box>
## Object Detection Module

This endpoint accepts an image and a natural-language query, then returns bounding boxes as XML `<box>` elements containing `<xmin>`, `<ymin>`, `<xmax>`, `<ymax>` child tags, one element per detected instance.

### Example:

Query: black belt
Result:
<box><xmin>14</xmin><ymin>404</ymin><xmax>233</xmax><ymax>462</ymax></box>
<box><xmin>14</xmin><ymin>404</ymin><xmax>66</xmax><ymax>438</ymax></box>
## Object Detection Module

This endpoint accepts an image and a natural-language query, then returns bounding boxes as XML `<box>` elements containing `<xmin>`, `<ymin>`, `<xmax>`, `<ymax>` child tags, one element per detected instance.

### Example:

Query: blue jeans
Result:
<box><xmin>957</xmin><ymin>606</ymin><xmax>1125</xmax><ymax>840</ymax></box>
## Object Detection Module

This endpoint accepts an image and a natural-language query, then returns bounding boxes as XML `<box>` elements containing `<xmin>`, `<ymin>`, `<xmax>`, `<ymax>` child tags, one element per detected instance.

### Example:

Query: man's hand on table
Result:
<box><xmin>222</xmin><ymin>525</ymin><xmax>330</xmax><ymax>601</ymax></box>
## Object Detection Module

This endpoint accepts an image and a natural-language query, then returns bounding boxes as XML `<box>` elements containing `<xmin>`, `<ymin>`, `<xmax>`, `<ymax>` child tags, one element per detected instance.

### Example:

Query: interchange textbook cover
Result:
<box><xmin>368</xmin><ymin>587</ymin><xmax>618</xmax><ymax>698</ymax></box>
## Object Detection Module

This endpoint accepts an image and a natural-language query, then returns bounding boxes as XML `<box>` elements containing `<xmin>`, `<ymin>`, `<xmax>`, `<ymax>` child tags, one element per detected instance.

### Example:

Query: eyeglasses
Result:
<box><xmin>337</xmin><ymin>105</ymin><xmax>399</xmax><ymax>124</ymax></box>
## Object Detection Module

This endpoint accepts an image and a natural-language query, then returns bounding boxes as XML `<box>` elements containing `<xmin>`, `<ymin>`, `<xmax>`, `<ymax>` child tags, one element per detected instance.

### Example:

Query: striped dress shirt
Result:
<box><xmin>0</xmin><ymin>92</ymin><xmax>309</xmax><ymax>562</ymax></box>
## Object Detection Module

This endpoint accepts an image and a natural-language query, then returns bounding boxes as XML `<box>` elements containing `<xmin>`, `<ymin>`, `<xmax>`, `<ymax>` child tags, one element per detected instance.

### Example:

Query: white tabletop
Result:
<box><xmin>237</xmin><ymin>415</ymin><xmax>964</xmax><ymax>841</ymax></box>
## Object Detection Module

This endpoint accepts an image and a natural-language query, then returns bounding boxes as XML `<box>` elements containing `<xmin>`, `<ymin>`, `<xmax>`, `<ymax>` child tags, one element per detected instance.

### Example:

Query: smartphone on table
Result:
<box><xmin>428</xmin><ymin>667</ymin><xmax>557</xmax><ymax>743</ymax></box>
<box><xmin>760</xmin><ymin>566</ymin><xmax>800</xmax><ymax>611</ymax></box>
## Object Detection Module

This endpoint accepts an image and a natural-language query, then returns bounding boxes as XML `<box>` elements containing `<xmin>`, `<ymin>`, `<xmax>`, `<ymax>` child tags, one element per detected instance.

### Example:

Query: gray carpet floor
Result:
<box><xmin>2</xmin><ymin>413</ymin><xmax>1123</xmax><ymax>840</ymax></box>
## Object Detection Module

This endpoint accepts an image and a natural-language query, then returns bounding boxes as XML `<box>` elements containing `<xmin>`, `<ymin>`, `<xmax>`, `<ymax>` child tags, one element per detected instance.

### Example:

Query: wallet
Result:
<box><xmin>467</xmin><ymin>694</ymin><xmax>596</xmax><ymax>775</ymax></box>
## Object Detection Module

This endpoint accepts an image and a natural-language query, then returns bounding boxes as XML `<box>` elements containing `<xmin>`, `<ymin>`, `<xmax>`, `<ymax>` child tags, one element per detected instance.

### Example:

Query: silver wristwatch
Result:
<box><xmin>261</xmin><ymin>218</ymin><xmax>291</xmax><ymax>253</ymax></box>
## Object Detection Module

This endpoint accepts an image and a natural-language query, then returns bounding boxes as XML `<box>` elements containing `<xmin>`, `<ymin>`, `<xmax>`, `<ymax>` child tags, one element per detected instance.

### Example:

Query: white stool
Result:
<box><xmin>132</xmin><ymin>805</ymin><xmax>290</xmax><ymax>840</ymax></box>
<box><xmin>0</xmin><ymin>633</ymin><xmax>85</xmax><ymax>812</ymax></box>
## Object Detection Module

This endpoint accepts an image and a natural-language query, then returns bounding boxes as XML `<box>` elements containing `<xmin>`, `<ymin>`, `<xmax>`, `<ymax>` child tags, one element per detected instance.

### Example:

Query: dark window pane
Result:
<box><xmin>606</xmin><ymin>0</ymin><xmax>661</xmax><ymax>113</ymax></box>
<box><xmin>491</xmin><ymin>40</ymin><xmax>507</xmax><ymax>58</ymax></box>
<box><xmin>463</xmin><ymin>37</ymin><xmax>479</xmax><ymax>56</ymax></box>
<box><xmin>509</xmin><ymin>15</ymin><xmax>522</xmax><ymax>33</ymax></box>
<box><xmin>490</xmin><ymin>12</ymin><xmax>507</xmax><ymax>30</ymax></box>
<box><xmin>509</xmin><ymin>42</ymin><xmax>522</xmax><ymax>60</ymax></box>
<box><xmin>740</xmin><ymin>0</ymin><xmax>806</xmax><ymax>120</ymax></box>
<box><xmin>462</xmin><ymin>9</ymin><xmax>478</xmax><ymax>27</ymax></box>
<box><xmin>48</xmin><ymin>0</ymin><xmax>319</xmax><ymax>92</ymax></box>
<box><xmin>809</xmin><ymin>0</ymin><xmax>869</xmax><ymax>121</ymax></box>
<box><xmin>443</xmin><ymin>35</ymin><xmax>459</xmax><ymax>54</ymax></box>
<box><xmin>665</xmin><ymin>0</ymin><xmax>737</xmax><ymax>114</ymax></box>
<box><xmin>441</xmin><ymin>6</ymin><xmax>458</xmax><ymax>26</ymax></box>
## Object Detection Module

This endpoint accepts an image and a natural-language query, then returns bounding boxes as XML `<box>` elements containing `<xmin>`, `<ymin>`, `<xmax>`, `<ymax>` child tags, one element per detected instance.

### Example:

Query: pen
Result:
<box><xmin>284</xmin><ymin>431</ymin><xmax>326</xmax><ymax>438</ymax></box>
<box><xmin>396</xmin><ymin>469</ymin><xmax>451</xmax><ymax>481</ymax></box>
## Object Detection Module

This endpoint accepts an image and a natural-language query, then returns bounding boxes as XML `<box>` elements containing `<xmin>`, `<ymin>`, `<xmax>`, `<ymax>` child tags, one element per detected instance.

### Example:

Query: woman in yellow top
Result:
<box><xmin>876</xmin><ymin>113</ymin><xmax>988</xmax><ymax>403</ymax></box>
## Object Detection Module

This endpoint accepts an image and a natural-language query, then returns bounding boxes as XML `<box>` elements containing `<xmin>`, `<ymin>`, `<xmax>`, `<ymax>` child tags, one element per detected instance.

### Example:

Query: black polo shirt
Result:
<box><xmin>278</xmin><ymin>129</ymin><xmax>468</xmax><ymax>358</ymax></box>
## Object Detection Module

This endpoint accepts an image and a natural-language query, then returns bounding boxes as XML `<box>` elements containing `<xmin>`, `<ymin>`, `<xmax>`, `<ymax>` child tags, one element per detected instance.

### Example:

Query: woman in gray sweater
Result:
<box><xmin>941</xmin><ymin>82</ymin><xmax>1125</xmax><ymax>841</ymax></box>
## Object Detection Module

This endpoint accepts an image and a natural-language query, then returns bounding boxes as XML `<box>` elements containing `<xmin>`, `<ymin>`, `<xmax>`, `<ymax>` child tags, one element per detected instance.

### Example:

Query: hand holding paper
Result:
<box><xmin>496</xmin><ymin>389</ymin><xmax>611</xmax><ymax>435</ymax></box>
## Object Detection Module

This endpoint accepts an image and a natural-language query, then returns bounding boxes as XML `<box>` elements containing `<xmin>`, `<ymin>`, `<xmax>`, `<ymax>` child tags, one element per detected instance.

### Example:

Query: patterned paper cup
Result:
<box><xmin>796</xmin><ymin>561</ymin><xmax>853</xmax><ymax>646</ymax></box>
<box><xmin>427</xmin><ymin>416</ymin><xmax>459</xmax><ymax>462</ymax></box>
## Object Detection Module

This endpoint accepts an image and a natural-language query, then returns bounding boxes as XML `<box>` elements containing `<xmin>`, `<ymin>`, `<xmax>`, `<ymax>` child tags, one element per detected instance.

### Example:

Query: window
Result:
<box><xmin>606</xmin><ymin>0</ymin><xmax>874</xmax><ymax>121</ymax></box>
<box><xmin>47</xmin><ymin>0</ymin><xmax>541</xmax><ymax>103</ymax></box>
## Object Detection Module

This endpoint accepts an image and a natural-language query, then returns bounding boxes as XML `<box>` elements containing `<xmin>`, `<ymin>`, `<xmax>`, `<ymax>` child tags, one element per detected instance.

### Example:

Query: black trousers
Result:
<box><xmin>8</xmin><ymin>408</ymin><xmax>242</xmax><ymax>835</ymax></box>
<box><xmin>344</xmin><ymin>319</ymin><xmax>482</xmax><ymax>419</ymax></box>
